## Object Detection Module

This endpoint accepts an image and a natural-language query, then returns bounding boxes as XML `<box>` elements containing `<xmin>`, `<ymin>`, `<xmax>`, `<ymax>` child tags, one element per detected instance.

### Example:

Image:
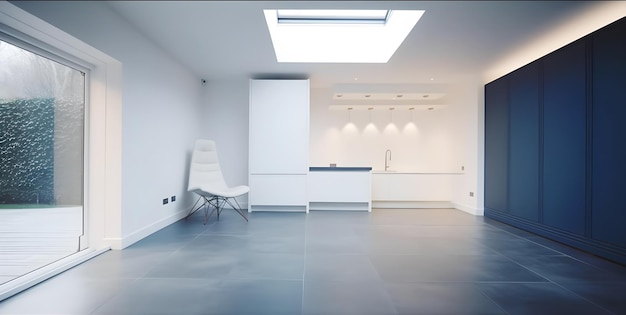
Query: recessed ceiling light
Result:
<box><xmin>264</xmin><ymin>9</ymin><xmax>425</xmax><ymax>63</ymax></box>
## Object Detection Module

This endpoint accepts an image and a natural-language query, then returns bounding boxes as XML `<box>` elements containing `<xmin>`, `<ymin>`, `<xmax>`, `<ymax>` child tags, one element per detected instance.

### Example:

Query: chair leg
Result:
<box><xmin>202</xmin><ymin>196</ymin><xmax>227</xmax><ymax>225</ymax></box>
<box><xmin>224</xmin><ymin>197</ymin><xmax>248</xmax><ymax>222</ymax></box>
<box><xmin>193</xmin><ymin>195</ymin><xmax>248</xmax><ymax>224</ymax></box>
<box><xmin>216</xmin><ymin>198</ymin><xmax>222</xmax><ymax>221</ymax></box>
<box><xmin>218</xmin><ymin>197</ymin><xmax>229</xmax><ymax>221</ymax></box>
<box><xmin>185</xmin><ymin>196</ymin><xmax>205</xmax><ymax>221</ymax></box>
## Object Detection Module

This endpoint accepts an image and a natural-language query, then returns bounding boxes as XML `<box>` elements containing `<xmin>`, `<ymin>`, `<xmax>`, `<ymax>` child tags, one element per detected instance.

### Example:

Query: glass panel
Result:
<box><xmin>277</xmin><ymin>9</ymin><xmax>390</xmax><ymax>24</ymax></box>
<box><xmin>0</xmin><ymin>39</ymin><xmax>85</xmax><ymax>285</ymax></box>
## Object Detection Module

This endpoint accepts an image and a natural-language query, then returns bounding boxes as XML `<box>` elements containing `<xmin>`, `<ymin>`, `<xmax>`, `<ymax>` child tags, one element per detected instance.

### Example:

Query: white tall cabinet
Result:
<box><xmin>248</xmin><ymin>79</ymin><xmax>310</xmax><ymax>212</ymax></box>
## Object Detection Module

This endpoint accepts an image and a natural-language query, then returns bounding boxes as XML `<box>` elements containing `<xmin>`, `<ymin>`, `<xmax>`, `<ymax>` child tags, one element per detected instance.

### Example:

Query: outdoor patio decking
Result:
<box><xmin>0</xmin><ymin>206</ymin><xmax>82</xmax><ymax>284</ymax></box>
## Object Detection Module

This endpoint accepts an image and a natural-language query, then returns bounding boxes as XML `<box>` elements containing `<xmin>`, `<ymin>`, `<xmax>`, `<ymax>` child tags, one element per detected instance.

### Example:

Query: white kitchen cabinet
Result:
<box><xmin>308</xmin><ymin>168</ymin><xmax>372</xmax><ymax>211</ymax></box>
<box><xmin>249</xmin><ymin>175</ymin><xmax>307</xmax><ymax>209</ymax></box>
<box><xmin>372</xmin><ymin>172</ymin><xmax>459</xmax><ymax>203</ymax></box>
<box><xmin>248</xmin><ymin>79</ymin><xmax>309</xmax><ymax>212</ymax></box>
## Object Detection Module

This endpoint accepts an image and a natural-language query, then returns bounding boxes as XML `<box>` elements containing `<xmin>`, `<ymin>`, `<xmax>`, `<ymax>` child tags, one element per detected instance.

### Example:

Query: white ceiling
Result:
<box><xmin>106</xmin><ymin>1</ymin><xmax>602</xmax><ymax>89</ymax></box>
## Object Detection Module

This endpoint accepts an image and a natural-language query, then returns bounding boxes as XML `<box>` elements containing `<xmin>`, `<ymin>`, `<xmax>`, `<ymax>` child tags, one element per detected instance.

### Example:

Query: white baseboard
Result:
<box><xmin>453</xmin><ymin>202</ymin><xmax>484</xmax><ymax>216</ymax></box>
<box><xmin>309</xmin><ymin>202</ymin><xmax>370</xmax><ymax>211</ymax></box>
<box><xmin>106</xmin><ymin>208</ymin><xmax>188</xmax><ymax>250</ymax></box>
<box><xmin>372</xmin><ymin>201</ymin><xmax>454</xmax><ymax>209</ymax></box>
<box><xmin>249</xmin><ymin>205</ymin><xmax>307</xmax><ymax>212</ymax></box>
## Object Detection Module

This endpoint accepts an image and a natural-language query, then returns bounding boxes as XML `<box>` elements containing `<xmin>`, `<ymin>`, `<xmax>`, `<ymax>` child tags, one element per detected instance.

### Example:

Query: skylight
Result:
<box><xmin>264</xmin><ymin>9</ymin><xmax>424</xmax><ymax>63</ymax></box>
<box><xmin>276</xmin><ymin>9</ymin><xmax>390</xmax><ymax>24</ymax></box>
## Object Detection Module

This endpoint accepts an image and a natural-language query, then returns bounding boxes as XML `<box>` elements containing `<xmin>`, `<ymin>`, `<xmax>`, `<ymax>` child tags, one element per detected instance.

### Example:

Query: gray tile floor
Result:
<box><xmin>1</xmin><ymin>208</ymin><xmax>625</xmax><ymax>315</ymax></box>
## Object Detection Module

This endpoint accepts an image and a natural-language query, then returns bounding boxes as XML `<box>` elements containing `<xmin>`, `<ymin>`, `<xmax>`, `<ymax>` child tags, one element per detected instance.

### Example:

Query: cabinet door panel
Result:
<box><xmin>371</xmin><ymin>174</ymin><xmax>453</xmax><ymax>201</ymax></box>
<box><xmin>508</xmin><ymin>62</ymin><xmax>540</xmax><ymax>222</ymax></box>
<box><xmin>542</xmin><ymin>39</ymin><xmax>587</xmax><ymax>235</ymax></box>
<box><xmin>249</xmin><ymin>175</ymin><xmax>307</xmax><ymax>206</ymax></box>
<box><xmin>484</xmin><ymin>79</ymin><xmax>509</xmax><ymax>213</ymax></box>
<box><xmin>591</xmin><ymin>18</ymin><xmax>626</xmax><ymax>247</ymax></box>
<box><xmin>249</xmin><ymin>79</ymin><xmax>309</xmax><ymax>174</ymax></box>
<box><xmin>309</xmin><ymin>172</ymin><xmax>371</xmax><ymax>203</ymax></box>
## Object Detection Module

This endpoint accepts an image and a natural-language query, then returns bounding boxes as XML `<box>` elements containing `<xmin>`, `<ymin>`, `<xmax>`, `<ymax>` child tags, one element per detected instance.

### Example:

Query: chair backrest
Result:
<box><xmin>188</xmin><ymin>139</ymin><xmax>228</xmax><ymax>192</ymax></box>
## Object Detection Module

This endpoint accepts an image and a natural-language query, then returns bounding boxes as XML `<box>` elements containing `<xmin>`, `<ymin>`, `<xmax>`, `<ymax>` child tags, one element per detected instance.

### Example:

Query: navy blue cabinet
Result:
<box><xmin>542</xmin><ymin>38</ymin><xmax>587</xmax><ymax>235</ymax></box>
<box><xmin>508</xmin><ymin>62</ymin><xmax>540</xmax><ymax>222</ymax></box>
<box><xmin>591</xmin><ymin>18</ymin><xmax>626</xmax><ymax>248</ymax></box>
<box><xmin>485</xmin><ymin>17</ymin><xmax>626</xmax><ymax>264</ymax></box>
<box><xmin>484</xmin><ymin>78</ymin><xmax>509</xmax><ymax>213</ymax></box>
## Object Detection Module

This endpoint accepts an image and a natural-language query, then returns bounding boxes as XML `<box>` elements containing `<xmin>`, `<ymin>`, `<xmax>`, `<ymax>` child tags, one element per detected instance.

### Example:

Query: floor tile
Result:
<box><xmin>304</xmin><ymin>254</ymin><xmax>380</xmax><ymax>282</ymax></box>
<box><xmin>370</xmin><ymin>254</ymin><xmax>548</xmax><ymax>282</ymax></box>
<box><xmin>561</xmin><ymin>282</ymin><xmax>626</xmax><ymax>315</ymax></box>
<box><xmin>227</xmin><ymin>252</ymin><xmax>304</xmax><ymax>280</ymax></box>
<box><xmin>247</xmin><ymin>235</ymin><xmax>306</xmax><ymax>254</ymax></box>
<box><xmin>366</xmin><ymin>235</ymin><xmax>495</xmax><ymax>256</ymax></box>
<box><xmin>2</xmin><ymin>208</ymin><xmax>626</xmax><ymax>315</ymax></box>
<box><xmin>385</xmin><ymin>282</ymin><xmax>506</xmax><ymax>315</ymax></box>
<box><xmin>0</xmin><ymin>276</ymin><xmax>134</xmax><ymax>315</ymax></box>
<box><xmin>305</xmin><ymin>233</ymin><xmax>368</xmax><ymax>254</ymax></box>
<box><xmin>59</xmin><ymin>249</ymin><xmax>172</xmax><ymax>280</ymax></box>
<box><xmin>370</xmin><ymin>209</ymin><xmax>483</xmax><ymax>226</ymax></box>
<box><xmin>92</xmin><ymin>278</ymin><xmax>221</xmax><ymax>315</ymax></box>
<box><xmin>180</xmin><ymin>234</ymin><xmax>251</xmax><ymax>255</ymax></box>
<box><xmin>144</xmin><ymin>251</ymin><xmax>238</xmax><ymax>279</ymax></box>
<box><xmin>361</xmin><ymin>224</ymin><xmax>513</xmax><ymax>241</ymax></box>
<box><xmin>210</xmin><ymin>279</ymin><xmax>303</xmax><ymax>315</ymax></box>
<box><xmin>306</xmin><ymin>211</ymin><xmax>372</xmax><ymax>228</ymax></box>
<box><xmin>302</xmin><ymin>279</ymin><xmax>396</xmax><ymax>315</ymax></box>
<box><xmin>480</xmin><ymin>236</ymin><xmax>564</xmax><ymax>258</ymax></box>
<box><xmin>509</xmin><ymin>255</ymin><xmax>626</xmax><ymax>284</ymax></box>
<box><xmin>475</xmin><ymin>282</ymin><xmax>612</xmax><ymax>315</ymax></box>
<box><xmin>203</xmin><ymin>211</ymin><xmax>307</xmax><ymax>237</ymax></box>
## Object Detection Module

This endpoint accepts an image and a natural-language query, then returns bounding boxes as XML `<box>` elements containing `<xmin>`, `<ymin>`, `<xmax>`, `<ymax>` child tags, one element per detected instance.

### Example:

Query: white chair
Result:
<box><xmin>186</xmin><ymin>139</ymin><xmax>249</xmax><ymax>224</ymax></box>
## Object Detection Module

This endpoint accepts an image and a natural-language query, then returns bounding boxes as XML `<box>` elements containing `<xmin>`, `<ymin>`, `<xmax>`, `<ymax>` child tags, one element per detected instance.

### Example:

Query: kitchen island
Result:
<box><xmin>308</xmin><ymin>167</ymin><xmax>372</xmax><ymax>211</ymax></box>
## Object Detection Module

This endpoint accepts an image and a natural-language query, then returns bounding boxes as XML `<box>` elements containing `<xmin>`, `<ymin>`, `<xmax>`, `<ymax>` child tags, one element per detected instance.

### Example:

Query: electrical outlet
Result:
<box><xmin>469</xmin><ymin>192</ymin><xmax>474</xmax><ymax>197</ymax></box>
<box><xmin>171</xmin><ymin>195</ymin><xmax>176</xmax><ymax>202</ymax></box>
<box><xmin>162</xmin><ymin>198</ymin><xmax>169</xmax><ymax>205</ymax></box>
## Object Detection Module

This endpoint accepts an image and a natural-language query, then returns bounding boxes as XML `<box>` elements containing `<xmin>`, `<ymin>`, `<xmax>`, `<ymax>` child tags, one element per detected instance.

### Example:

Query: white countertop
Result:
<box><xmin>371</xmin><ymin>171</ymin><xmax>464</xmax><ymax>175</ymax></box>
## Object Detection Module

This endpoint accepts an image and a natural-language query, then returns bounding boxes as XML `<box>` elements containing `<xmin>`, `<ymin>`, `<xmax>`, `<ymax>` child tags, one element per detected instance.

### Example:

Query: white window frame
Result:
<box><xmin>0</xmin><ymin>1</ymin><xmax>122</xmax><ymax>301</ymax></box>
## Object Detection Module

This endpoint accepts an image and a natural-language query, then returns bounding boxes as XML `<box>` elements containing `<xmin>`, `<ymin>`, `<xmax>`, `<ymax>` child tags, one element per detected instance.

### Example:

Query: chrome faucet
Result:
<box><xmin>385</xmin><ymin>149</ymin><xmax>392</xmax><ymax>171</ymax></box>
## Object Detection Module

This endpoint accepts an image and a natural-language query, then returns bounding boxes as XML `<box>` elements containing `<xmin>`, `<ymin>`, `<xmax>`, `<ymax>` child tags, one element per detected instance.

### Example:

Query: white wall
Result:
<box><xmin>198</xmin><ymin>79</ymin><xmax>484</xmax><ymax>213</ymax></box>
<box><xmin>201</xmin><ymin>79</ymin><xmax>249</xmax><ymax>207</ymax></box>
<box><xmin>447</xmin><ymin>78</ymin><xmax>483</xmax><ymax>215</ymax></box>
<box><xmin>310</xmin><ymin>88</ymin><xmax>461</xmax><ymax>172</ymax></box>
<box><xmin>310</xmin><ymin>81</ymin><xmax>482</xmax><ymax>214</ymax></box>
<box><xmin>12</xmin><ymin>1</ymin><xmax>205</xmax><ymax>248</ymax></box>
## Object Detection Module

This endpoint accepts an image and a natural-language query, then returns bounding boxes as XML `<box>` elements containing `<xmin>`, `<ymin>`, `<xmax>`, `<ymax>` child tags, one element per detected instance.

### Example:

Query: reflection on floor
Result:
<box><xmin>1</xmin><ymin>208</ymin><xmax>625</xmax><ymax>314</ymax></box>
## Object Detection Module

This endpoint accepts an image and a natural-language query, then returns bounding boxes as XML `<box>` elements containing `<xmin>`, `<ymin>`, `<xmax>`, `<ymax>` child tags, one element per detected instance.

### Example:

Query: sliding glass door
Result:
<box><xmin>0</xmin><ymin>38</ymin><xmax>85</xmax><ymax>285</ymax></box>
